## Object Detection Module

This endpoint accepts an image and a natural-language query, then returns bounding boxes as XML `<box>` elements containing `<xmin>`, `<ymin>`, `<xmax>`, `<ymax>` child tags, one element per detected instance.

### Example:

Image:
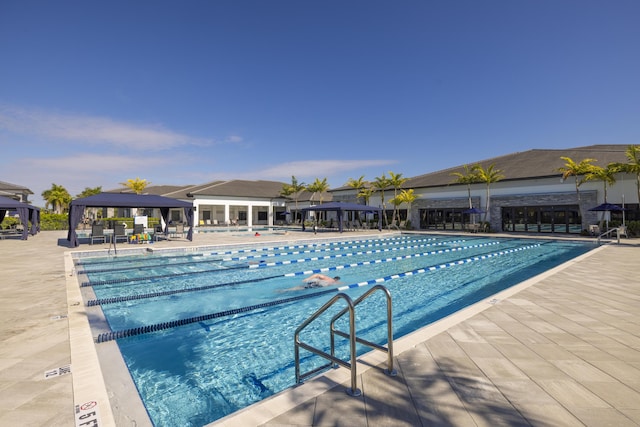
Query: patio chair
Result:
<box><xmin>171</xmin><ymin>223</ymin><xmax>185</xmax><ymax>238</ymax></box>
<box><xmin>616</xmin><ymin>225</ymin><xmax>628</xmax><ymax>238</ymax></box>
<box><xmin>133</xmin><ymin>224</ymin><xmax>144</xmax><ymax>235</ymax></box>
<box><xmin>90</xmin><ymin>224</ymin><xmax>106</xmax><ymax>245</ymax></box>
<box><xmin>113</xmin><ymin>223</ymin><xmax>128</xmax><ymax>243</ymax></box>
<box><xmin>589</xmin><ymin>224</ymin><xmax>600</xmax><ymax>236</ymax></box>
<box><xmin>154</xmin><ymin>224</ymin><xmax>165</xmax><ymax>241</ymax></box>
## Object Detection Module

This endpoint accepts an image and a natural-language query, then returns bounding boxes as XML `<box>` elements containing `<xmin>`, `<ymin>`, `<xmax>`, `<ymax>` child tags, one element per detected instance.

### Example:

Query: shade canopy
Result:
<box><xmin>300</xmin><ymin>202</ymin><xmax>382</xmax><ymax>233</ymax></box>
<box><xmin>0</xmin><ymin>196</ymin><xmax>40</xmax><ymax>240</ymax></box>
<box><xmin>588</xmin><ymin>202</ymin><xmax>624</xmax><ymax>212</ymax></box>
<box><xmin>463</xmin><ymin>207</ymin><xmax>485</xmax><ymax>214</ymax></box>
<box><xmin>67</xmin><ymin>193</ymin><xmax>194</xmax><ymax>247</ymax></box>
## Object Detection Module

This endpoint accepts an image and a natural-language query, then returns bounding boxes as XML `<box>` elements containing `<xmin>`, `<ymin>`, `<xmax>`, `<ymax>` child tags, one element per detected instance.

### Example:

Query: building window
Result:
<box><xmin>501</xmin><ymin>205</ymin><xmax>580</xmax><ymax>234</ymax></box>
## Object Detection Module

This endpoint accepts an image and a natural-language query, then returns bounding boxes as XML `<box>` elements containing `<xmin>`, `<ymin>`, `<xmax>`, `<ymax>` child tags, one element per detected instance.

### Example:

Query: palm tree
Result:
<box><xmin>372</xmin><ymin>173</ymin><xmax>391</xmax><ymax>227</ymax></box>
<box><xmin>306</xmin><ymin>177</ymin><xmax>329</xmax><ymax>204</ymax></box>
<box><xmin>451</xmin><ymin>164</ymin><xmax>480</xmax><ymax>209</ymax></box>
<box><xmin>557</xmin><ymin>157</ymin><xmax>597</xmax><ymax>202</ymax></box>
<box><xmin>585</xmin><ymin>163</ymin><xmax>618</xmax><ymax>203</ymax></box>
<box><xmin>306</xmin><ymin>178</ymin><xmax>330</xmax><ymax>228</ymax></box>
<box><xmin>346</xmin><ymin>175</ymin><xmax>367</xmax><ymax>204</ymax></box>
<box><xmin>280</xmin><ymin>176</ymin><xmax>306</xmax><ymax>223</ymax></box>
<box><xmin>76</xmin><ymin>186</ymin><xmax>102</xmax><ymax>199</ymax></box>
<box><xmin>120</xmin><ymin>178</ymin><xmax>150</xmax><ymax>194</ymax></box>
<box><xmin>473</xmin><ymin>164</ymin><xmax>504</xmax><ymax>224</ymax></box>
<box><xmin>613</xmin><ymin>145</ymin><xmax>640</xmax><ymax>206</ymax></box>
<box><xmin>393</xmin><ymin>188</ymin><xmax>418</xmax><ymax>228</ymax></box>
<box><xmin>357</xmin><ymin>186</ymin><xmax>374</xmax><ymax>205</ymax></box>
<box><xmin>41</xmin><ymin>183</ymin><xmax>71</xmax><ymax>214</ymax></box>
<box><xmin>388</xmin><ymin>171</ymin><xmax>408</xmax><ymax>226</ymax></box>
<box><xmin>357</xmin><ymin>186</ymin><xmax>376</xmax><ymax>227</ymax></box>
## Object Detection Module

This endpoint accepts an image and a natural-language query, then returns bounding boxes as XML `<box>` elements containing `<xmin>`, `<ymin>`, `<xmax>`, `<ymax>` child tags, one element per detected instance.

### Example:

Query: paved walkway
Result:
<box><xmin>1</xmin><ymin>230</ymin><xmax>639</xmax><ymax>426</ymax></box>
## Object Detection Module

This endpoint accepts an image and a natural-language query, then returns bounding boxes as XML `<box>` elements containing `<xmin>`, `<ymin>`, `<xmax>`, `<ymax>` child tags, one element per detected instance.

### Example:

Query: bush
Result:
<box><xmin>40</xmin><ymin>213</ymin><xmax>68</xmax><ymax>230</ymax></box>
<box><xmin>1</xmin><ymin>216</ymin><xmax>19</xmax><ymax>229</ymax></box>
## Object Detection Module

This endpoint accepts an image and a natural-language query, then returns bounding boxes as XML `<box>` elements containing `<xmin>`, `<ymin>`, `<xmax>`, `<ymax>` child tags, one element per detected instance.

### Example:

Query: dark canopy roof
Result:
<box><xmin>70</xmin><ymin>192</ymin><xmax>193</xmax><ymax>208</ymax></box>
<box><xmin>0</xmin><ymin>196</ymin><xmax>40</xmax><ymax>240</ymax></box>
<box><xmin>300</xmin><ymin>202</ymin><xmax>382</xmax><ymax>232</ymax></box>
<box><xmin>67</xmin><ymin>193</ymin><xmax>194</xmax><ymax>247</ymax></box>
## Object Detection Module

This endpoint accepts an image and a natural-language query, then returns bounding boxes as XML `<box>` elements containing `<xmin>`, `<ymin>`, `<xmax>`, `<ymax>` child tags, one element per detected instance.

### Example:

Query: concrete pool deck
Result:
<box><xmin>1</xmin><ymin>229</ymin><xmax>639</xmax><ymax>426</ymax></box>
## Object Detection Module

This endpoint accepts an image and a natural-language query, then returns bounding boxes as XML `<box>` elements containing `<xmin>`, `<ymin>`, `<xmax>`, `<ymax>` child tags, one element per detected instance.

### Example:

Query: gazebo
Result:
<box><xmin>0</xmin><ymin>196</ymin><xmax>40</xmax><ymax>240</ymax></box>
<box><xmin>67</xmin><ymin>193</ymin><xmax>194</xmax><ymax>247</ymax></box>
<box><xmin>300</xmin><ymin>202</ymin><xmax>382</xmax><ymax>233</ymax></box>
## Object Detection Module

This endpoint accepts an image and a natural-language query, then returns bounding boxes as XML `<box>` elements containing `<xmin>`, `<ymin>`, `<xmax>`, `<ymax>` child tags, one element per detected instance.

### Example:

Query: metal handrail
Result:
<box><xmin>330</xmin><ymin>284</ymin><xmax>396</xmax><ymax>377</ymax></box>
<box><xmin>295</xmin><ymin>293</ymin><xmax>360</xmax><ymax>396</ymax></box>
<box><xmin>294</xmin><ymin>285</ymin><xmax>395</xmax><ymax>397</ymax></box>
<box><xmin>597</xmin><ymin>227</ymin><xmax>625</xmax><ymax>245</ymax></box>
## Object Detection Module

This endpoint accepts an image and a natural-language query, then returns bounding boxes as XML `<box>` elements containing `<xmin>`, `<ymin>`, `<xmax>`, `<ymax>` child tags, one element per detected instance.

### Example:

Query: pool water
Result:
<box><xmin>77</xmin><ymin>234</ymin><xmax>593</xmax><ymax>426</ymax></box>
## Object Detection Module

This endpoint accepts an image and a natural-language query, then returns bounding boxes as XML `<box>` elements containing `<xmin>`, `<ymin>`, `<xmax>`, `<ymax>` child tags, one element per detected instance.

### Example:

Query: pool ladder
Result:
<box><xmin>294</xmin><ymin>284</ymin><xmax>396</xmax><ymax>396</ymax></box>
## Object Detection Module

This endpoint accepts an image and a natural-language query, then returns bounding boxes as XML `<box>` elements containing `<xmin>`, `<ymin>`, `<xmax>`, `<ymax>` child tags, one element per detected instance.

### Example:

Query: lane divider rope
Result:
<box><xmin>77</xmin><ymin>236</ymin><xmax>451</xmax><ymax>275</ymax></box>
<box><xmin>86</xmin><ymin>240</ymin><xmax>483</xmax><ymax>304</ymax></box>
<box><xmin>95</xmin><ymin>243</ymin><xmax>540</xmax><ymax>343</ymax></box>
<box><xmin>81</xmin><ymin>238</ymin><xmax>473</xmax><ymax>287</ymax></box>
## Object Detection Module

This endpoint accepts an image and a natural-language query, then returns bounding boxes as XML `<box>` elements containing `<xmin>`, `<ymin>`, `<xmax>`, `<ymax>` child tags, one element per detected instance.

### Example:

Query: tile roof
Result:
<box><xmin>404</xmin><ymin>144</ymin><xmax>632</xmax><ymax>189</ymax></box>
<box><xmin>186</xmin><ymin>180</ymin><xmax>287</xmax><ymax>198</ymax></box>
<box><xmin>0</xmin><ymin>180</ymin><xmax>33</xmax><ymax>194</ymax></box>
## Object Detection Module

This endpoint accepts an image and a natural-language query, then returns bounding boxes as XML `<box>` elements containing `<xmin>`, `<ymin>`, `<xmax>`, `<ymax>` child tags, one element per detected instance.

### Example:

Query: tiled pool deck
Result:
<box><xmin>1</xmin><ymin>230</ymin><xmax>639</xmax><ymax>426</ymax></box>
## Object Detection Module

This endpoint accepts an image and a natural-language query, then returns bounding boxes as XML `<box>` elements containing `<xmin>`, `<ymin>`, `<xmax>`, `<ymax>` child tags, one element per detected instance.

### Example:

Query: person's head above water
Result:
<box><xmin>333</xmin><ymin>276</ymin><xmax>340</xmax><ymax>281</ymax></box>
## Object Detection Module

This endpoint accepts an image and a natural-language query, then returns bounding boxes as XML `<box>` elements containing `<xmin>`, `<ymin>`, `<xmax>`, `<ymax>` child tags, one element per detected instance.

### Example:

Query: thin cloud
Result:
<box><xmin>0</xmin><ymin>105</ymin><xmax>214</xmax><ymax>150</ymax></box>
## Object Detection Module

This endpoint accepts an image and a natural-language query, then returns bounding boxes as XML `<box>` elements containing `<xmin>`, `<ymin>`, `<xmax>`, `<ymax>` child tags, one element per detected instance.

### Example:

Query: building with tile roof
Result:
<box><xmin>331</xmin><ymin>145</ymin><xmax>638</xmax><ymax>234</ymax></box>
<box><xmin>0</xmin><ymin>180</ymin><xmax>33</xmax><ymax>203</ymax></box>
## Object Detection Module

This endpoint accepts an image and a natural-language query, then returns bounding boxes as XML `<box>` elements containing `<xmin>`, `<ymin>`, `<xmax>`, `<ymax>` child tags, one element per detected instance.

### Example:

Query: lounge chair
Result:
<box><xmin>90</xmin><ymin>224</ymin><xmax>106</xmax><ymax>244</ymax></box>
<box><xmin>113</xmin><ymin>223</ymin><xmax>128</xmax><ymax>243</ymax></box>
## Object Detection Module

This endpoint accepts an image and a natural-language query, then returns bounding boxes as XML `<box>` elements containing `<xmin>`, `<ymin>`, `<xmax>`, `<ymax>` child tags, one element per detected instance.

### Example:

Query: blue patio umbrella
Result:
<box><xmin>589</xmin><ymin>203</ymin><xmax>623</xmax><ymax>230</ymax></box>
<box><xmin>588</xmin><ymin>202</ymin><xmax>623</xmax><ymax>212</ymax></box>
<box><xmin>463</xmin><ymin>207</ymin><xmax>485</xmax><ymax>225</ymax></box>
<box><xmin>463</xmin><ymin>207</ymin><xmax>485</xmax><ymax>214</ymax></box>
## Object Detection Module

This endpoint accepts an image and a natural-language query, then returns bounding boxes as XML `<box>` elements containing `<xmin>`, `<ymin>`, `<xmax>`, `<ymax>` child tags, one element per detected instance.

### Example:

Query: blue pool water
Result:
<box><xmin>77</xmin><ymin>234</ymin><xmax>593</xmax><ymax>426</ymax></box>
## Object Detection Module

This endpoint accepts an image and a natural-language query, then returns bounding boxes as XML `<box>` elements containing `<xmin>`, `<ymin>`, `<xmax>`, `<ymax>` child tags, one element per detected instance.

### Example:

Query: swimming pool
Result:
<box><xmin>76</xmin><ymin>234</ymin><xmax>593</xmax><ymax>426</ymax></box>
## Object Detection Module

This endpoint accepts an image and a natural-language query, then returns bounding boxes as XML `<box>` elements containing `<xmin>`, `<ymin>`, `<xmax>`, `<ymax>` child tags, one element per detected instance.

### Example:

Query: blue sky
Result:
<box><xmin>1</xmin><ymin>1</ymin><xmax>639</xmax><ymax>206</ymax></box>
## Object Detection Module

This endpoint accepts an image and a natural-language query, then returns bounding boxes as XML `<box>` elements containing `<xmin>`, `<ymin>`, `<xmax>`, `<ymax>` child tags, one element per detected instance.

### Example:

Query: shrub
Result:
<box><xmin>1</xmin><ymin>216</ymin><xmax>19</xmax><ymax>229</ymax></box>
<box><xmin>40</xmin><ymin>213</ymin><xmax>68</xmax><ymax>230</ymax></box>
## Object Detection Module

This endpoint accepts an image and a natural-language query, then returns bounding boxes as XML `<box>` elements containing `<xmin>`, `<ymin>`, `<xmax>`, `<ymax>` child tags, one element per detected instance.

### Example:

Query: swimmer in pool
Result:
<box><xmin>302</xmin><ymin>273</ymin><xmax>341</xmax><ymax>288</ymax></box>
<box><xmin>280</xmin><ymin>274</ymin><xmax>341</xmax><ymax>292</ymax></box>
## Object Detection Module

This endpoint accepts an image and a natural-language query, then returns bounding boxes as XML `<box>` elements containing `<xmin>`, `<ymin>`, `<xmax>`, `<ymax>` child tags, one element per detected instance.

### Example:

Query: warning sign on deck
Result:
<box><xmin>75</xmin><ymin>400</ymin><xmax>101</xmax><ymax>427</ymax></box>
